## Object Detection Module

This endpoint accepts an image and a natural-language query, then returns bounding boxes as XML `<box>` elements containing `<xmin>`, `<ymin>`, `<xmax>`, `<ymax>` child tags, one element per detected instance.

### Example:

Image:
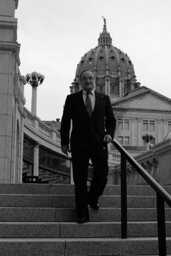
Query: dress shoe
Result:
<box><xmin>77</xmin><ymin>215</ymin><xmax>89</xmax><ymax>224</ymax></box>
<box><xmin>89</xmin><ymin>201</ymin><xmax>99</xmax><ymax>211</ymax></box>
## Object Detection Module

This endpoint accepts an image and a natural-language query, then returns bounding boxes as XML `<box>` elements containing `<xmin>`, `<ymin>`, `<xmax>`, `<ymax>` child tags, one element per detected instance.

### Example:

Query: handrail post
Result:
<box><xmin>121</xmin><ymin>152</ymin><xmax>127</xmax><ymax>238</ymax></box>
<box><xmin>112</xmin><ymin>139</ymin><xmax>171</xmax><ymax>255</ymax></box>
<box><xmin>156</xmin><ymin>192</ymin><xmax>166</xmax><ymax>256</ymax></box>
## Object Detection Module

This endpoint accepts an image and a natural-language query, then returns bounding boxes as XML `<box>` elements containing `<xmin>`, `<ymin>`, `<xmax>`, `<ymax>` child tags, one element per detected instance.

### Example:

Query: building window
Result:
<box><xmin>118</xmin><ymin>119</ymin><xmax>123</xmax><ymax>130</ymax></box>
<box><xmin>149</xmin><ymin>120</ymin><xmax>155</xmax><ymax>131</ymax></box>
<box><xmin>125</xmin><ymin>136</ymin><xmax>130</xmax><ymax>146</ymax></box>
<box><xmin>124</xmin><ymin>119</ymin><xmax>129</xmax><ymax>130</ymax></box>
<box><xmin>118</xmin><ymin>136</ymin><xmax>123</xmax><ymax>145</ymax></box>
<box><xmin>117</xmin><ymin>136</ymin><xmax>130</xmax><ymax>146</ymax></box>
<box><xmin>110</xmin><ymin>78</ymin><xmax>119</xmax><ymax>96</ymax></box>
<box><xmin>111</xmin><ymin>84</ymin><xmax>119</xmax><ymax>95</ymax></box>
<box><xmin>143</xmin><ymin>120</ymin><xmax>148</xmax><ymax>131</ymax></box>
<box><xmin>143</xmin><ymin>120</ymin><xmax>155</xmax><ymax>131</ymax></box>
<box><xmin>124</xmin><ymin>80</ymin><xmax>131</xmax><ymax>96</ymax></box>
<box><xmin>110</xmin><ymin>56</ymin><xmax>115</xmax><ymax>60</ymax></box>
<box><xmin>118</xmin><ymin>119</ymin><xmax>130</xmax><ymax>130</ymax></box>
<box><xmin>96</xmin><ymin>85</ymin><xmax>104</xmax><ymax>93</ymax></box>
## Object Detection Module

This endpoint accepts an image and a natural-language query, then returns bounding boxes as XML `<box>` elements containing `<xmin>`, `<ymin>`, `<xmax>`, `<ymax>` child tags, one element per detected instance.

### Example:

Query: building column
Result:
<box><xmin>137</xmin><ymin>118</ymin><xmax>142</xmax><ymax>146</ymax></box>
<box><xmin>33</xmin><ymin>143</ymin><xmax>39</xmax><ymax>176</ymax></box>
<box><xmin>105</xmin><ymin>76</ymin><xmax>110</xmax><ymax>96</ymax></box>
<box><xmin>156</xmin><ymin>119</ymin><xmax>161</xmax><ymax>144</ymax></box>
<box><xmin>161</xmin><ymin>119</ymin><xmax>165</xmax><ymax>141</ymax></box>
<box><xmin>131</xmin><ymin>118</ymin><xmax>137</xmax><ymax>146</ymax></box>
<box><xmin>31</xmin><ymin>86</ymin><xmax>37</xmax><ymax>115</ymax></box>
<box><xmin>19</xmin><ymin>115</ymin><xmax>25</xmax><ymax>183</ymax></box>
<box><xmin>119</xmin><ymin>78</ymin><xmax>124</xmax><ymax>97</ymax></box>
<box><xmin>163</xmin><ymin>119</ymin><xmax>168</xmax><ymax>139</ymax></box>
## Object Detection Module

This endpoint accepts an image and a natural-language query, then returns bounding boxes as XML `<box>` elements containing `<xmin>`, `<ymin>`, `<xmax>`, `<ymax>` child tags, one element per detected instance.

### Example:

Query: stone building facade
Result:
<box><xmin>0</xmin><ymin>0</ymin><xmax>26</xmax><ymax>183</ymax></box>
<box><xmin>112</xmin><ymin>86</ymin><xmax>171</xmax><ymax>150</ymax></box>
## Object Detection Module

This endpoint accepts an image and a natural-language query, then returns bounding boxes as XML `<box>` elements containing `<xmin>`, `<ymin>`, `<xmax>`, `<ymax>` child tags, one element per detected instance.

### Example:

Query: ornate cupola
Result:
<box><xmin>98</xmin><ymin>17</ymin><xmax>112</xmax><ymax>46</ymax></box>
<box><xmin>71</xmin><ymin>18</ymin><xmax>140</xmax><ymax>100</ymax></box>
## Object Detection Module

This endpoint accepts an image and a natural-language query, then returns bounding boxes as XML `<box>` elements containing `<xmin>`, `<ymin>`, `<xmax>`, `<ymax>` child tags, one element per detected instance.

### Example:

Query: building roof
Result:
<box><xmin>112</xmin><ymin>86</ymin><xmax>171</xmax><ymax>112</ymax></box>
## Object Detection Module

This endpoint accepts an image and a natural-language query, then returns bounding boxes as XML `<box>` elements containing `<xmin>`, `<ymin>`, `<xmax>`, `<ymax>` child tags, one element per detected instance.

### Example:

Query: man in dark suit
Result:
<box><xmin>61</xmin><ymin>70</ymin><xmax>116</xmax><ymax>223</ymax></box>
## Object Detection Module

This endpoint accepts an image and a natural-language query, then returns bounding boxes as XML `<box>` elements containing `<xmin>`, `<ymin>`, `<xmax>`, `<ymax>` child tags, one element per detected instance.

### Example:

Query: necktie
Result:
<box><xmin>86</xmin><ymin>92</ymin><xmax>92</xmax><ymax>117</ymax></box>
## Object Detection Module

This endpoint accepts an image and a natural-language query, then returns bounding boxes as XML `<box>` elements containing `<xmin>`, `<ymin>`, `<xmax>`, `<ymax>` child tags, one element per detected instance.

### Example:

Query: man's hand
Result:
<box><xmin>61</xmin><ymin>144</ymin><xmax>68</xmax><ymax>155</ymax></box>
<box><xmin>103</xmin><ymin>134</ymin><xmax>112</xmax><ymax>144</ymax></box>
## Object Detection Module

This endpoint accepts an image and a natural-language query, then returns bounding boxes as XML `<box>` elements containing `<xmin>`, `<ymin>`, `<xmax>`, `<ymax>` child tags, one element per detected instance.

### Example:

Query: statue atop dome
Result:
<box><xmin>102</xmin><ymin>16</ymin><xmax>107</xmax><ymax>31</ymax></box>
<box><xmin>98</xmin><ymin>17</ymin><xmax>112</xmax><ymax>46</ymax></box>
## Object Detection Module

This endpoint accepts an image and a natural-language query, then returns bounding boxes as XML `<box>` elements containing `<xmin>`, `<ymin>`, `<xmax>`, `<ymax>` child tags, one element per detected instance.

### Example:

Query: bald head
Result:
<box><xmin>80</xmin><ymin>70</ymin><xmax>95</xmax><ymax>93</ymax></box>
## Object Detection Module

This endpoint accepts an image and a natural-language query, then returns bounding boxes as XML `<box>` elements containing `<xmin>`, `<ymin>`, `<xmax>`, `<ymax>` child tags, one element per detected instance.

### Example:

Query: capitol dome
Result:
<box><xmin>72</xmin><ymin>19</ymin><xmax>140</xmax><ymax>100</ymax></box>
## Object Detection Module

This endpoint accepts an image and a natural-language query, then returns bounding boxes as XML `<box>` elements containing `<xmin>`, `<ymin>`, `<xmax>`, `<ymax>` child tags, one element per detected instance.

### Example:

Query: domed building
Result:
<box><xmin>71</xmin><ymin>19</ymin><xmax>171</xmax><ymax>163</ymax></box>
<box><xmin>71</xmin><ymin>19</ymin><xmax>140</xmax><ymax>100</ymax></box>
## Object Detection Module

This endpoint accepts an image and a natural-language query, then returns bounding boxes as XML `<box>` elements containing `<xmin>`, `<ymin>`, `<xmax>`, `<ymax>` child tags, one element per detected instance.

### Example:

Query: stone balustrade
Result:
<box><xmin>24</xmin><ymin>107</ymin><xmax>61</xmax><ymax>148</ymax></box>
<box><xmin>23</xmin><ymin>107</ymin><xmax>72</xmax><ymax>184</ymax></box>
<box><xmin>109</xmin><ymin>139</ymin><xmax>171</xmax><ymax>185</ymax></box>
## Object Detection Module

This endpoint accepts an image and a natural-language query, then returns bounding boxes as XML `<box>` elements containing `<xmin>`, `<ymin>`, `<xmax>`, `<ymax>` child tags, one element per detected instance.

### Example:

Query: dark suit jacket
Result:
<box><xmin>61</xmin><ymin>90</ymin><xmax>116</xmax><ymax>156</ymax></box>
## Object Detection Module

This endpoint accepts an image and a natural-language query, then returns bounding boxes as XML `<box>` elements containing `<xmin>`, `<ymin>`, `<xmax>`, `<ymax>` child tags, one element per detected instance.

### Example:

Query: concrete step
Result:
<box><xmin>0</xmin><ymin>183</ymin><xmax>165</xmax><ymax>195</ymax></box>
<box><xmin>0</xmin><ymin>221</ymin><xmax>171</xmax><ymax>238</ymax></box>
<box><xmin>0</xmin><ymin>207</ymin><xmax>171</xmax><ymax>222</ymax></box>
<box><xmin>0</xmin><ymin>237</ymin><xmax>170</xmax><ymax>256</ymax></box>
<box><xmin>0</xmin><ymin>194</ymin><xmax>159</xmax><ymax>208</ymax></box>
<box><xmin>0</xmin><ymin>184</ymin><xmax>169</xmax><ymax>255</ymax></box>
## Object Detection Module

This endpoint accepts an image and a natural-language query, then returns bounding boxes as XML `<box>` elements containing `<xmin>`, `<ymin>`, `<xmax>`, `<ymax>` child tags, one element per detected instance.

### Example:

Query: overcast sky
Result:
<box><xmin>16</xmin><ymin>0</ymin><xmax>171</xmax><ymax>121</ymax></box>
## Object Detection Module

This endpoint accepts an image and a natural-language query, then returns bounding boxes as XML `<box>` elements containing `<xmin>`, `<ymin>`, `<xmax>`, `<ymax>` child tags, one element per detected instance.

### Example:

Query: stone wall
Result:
<box><xmin>0</xmin><ymin>0</ymin><xmax>25</xmax><ymax>182</ymax></box>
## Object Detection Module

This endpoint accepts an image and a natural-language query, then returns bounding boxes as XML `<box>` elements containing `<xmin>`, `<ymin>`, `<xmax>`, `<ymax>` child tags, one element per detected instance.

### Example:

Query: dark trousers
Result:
<box><xmin>72</xmin><ymin>148</ymin><xmax>108</xmax><ymax>218</ymax></box>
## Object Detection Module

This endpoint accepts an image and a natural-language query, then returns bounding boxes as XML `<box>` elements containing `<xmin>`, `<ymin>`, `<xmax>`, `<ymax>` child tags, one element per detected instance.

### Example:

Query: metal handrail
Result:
<box><xmin>112</xmin><ymin>139</ymin><xmax>171</xmax><ymax>256</ymax></box>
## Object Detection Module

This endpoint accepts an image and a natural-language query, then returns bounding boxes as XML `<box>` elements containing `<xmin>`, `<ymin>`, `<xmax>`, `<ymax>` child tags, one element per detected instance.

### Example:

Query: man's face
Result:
<box><xmin>80</xmin><ymin>71</ymin><xmax>95</xmax><ymax>92</ymax></box>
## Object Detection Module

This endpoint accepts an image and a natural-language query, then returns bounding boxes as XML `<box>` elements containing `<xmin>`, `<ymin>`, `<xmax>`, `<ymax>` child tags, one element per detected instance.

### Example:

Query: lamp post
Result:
<box><xmin>26</xmin><ymin>72</ymin><xmax>45</xmax><ymax>115</ymax></box>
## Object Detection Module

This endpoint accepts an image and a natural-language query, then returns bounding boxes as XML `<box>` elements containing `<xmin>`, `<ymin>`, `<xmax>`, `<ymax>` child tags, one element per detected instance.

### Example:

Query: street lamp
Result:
<box><xmin>26</xmin><ymin>72</ymin><xmax>45</xmax><ymax>87</ymax></box>
<box><xmin>26</xmin><ymin>72</ymin><xmax>45</xmax><ymax>115</ymax></box>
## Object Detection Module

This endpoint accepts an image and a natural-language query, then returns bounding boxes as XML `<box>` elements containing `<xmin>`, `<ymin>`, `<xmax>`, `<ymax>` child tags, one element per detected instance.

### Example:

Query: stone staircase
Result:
<box><xmin>0</xmin><ymin>184</ymin><xmax>170</xmax><ymax>255</ymax></box>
